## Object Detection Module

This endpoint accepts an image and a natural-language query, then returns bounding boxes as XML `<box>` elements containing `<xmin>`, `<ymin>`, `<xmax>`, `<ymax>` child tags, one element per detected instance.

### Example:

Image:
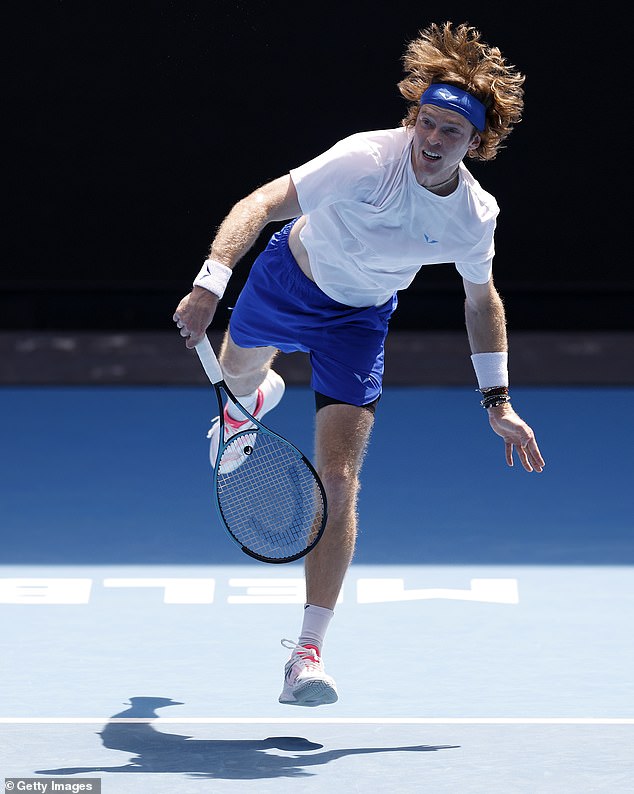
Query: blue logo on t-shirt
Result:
<box><xmin>424</xmin><ymin>233</ymin><xmax>439</xmax><ymax>244</ymax></box>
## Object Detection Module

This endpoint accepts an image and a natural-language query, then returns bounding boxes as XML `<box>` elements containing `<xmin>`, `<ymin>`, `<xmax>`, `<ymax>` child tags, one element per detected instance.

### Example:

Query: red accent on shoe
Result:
<box><xmin>301</xmin><ymin>645</ymin><xmax>320</xmax><ymax>662</ymax></box>
<box><xmin>224</xmin><ymin>388</ymin><xmax>264</xmax><ymax>429</ymax></box>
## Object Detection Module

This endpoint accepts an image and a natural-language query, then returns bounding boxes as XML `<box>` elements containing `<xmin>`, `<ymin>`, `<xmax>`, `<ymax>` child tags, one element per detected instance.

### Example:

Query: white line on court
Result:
<box><xmin>0</xmin><ymin>718</ymin><xmax>632</xmax><ymax>725</ymax></box>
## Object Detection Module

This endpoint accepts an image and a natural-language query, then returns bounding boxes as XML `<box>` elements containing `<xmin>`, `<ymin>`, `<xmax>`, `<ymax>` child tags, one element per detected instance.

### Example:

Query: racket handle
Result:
<box><xmin>195</xmin><ymin>336</ymin><xmax>223</xmax><ymax>384</ymax></box>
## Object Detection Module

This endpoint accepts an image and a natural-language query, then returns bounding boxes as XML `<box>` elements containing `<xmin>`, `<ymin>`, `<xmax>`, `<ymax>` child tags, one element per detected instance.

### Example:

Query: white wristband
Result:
<box><xmin>193</xmin><ymin>259</ymin><xmax>232</xmax><ymax>298</ymax></box>
<box><xmin>470</xmin><ymin>352</ymin><xmax>509</xmax><ymax>389</ymax></box>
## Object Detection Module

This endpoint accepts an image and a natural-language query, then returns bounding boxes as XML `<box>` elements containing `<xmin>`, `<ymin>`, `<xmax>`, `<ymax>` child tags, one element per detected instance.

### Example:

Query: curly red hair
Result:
<box><xmin>398</xmin><ymin>22</ymin><xmax>525</xmax><ymax>161</ymax></box>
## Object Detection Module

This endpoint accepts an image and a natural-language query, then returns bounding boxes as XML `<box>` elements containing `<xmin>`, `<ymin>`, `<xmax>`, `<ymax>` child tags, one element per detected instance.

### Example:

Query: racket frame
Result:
<box><xmin>196</xmin><ymin>337</ymin><xmax>327</xmax><ymax>563</ymax></box>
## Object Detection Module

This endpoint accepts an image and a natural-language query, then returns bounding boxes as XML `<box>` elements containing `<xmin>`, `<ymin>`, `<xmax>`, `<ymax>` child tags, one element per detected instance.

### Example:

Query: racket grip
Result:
<box><xmin>195</xmin><ymin>336</ymin><xmax>223</xmax><ymax>384</ymax></box>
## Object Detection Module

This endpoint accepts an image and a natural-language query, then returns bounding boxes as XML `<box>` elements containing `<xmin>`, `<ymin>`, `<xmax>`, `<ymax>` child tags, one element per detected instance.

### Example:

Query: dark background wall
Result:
<box><xmin>4</xmin><ymin>2</ymin><xmax>628</xmax><ymax>334</ymax></box>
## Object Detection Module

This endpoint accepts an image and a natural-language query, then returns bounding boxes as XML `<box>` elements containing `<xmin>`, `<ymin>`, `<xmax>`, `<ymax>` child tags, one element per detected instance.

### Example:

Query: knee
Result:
<box><xmin>318</xmin><ymin>463</ymin><xmax>361</xmax><ymax>507</ymax></box>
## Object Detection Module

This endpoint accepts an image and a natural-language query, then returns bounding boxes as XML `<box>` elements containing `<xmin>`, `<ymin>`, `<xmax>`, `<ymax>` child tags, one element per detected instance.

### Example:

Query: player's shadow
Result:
<box><xmin>35</xmin><ymin>696</ymin><xmax>458</xmax><ymax>780</ymax></box>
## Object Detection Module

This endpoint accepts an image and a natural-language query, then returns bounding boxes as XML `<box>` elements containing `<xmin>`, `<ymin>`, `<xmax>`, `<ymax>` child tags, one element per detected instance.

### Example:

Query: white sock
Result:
<box><xmin>298</xmin><ymin>604</ymin><xmax>334</xmax><ymax>652</ymax></box>
<box><xmin>226</xmin><ymin>389</ymin><xmax>258</xmax><ymax>422</ymax></box>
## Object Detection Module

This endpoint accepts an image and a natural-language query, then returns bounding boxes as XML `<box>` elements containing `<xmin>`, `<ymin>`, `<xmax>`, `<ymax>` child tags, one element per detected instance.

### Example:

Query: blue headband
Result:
<box><xmin>419</xmin><ymin>83</ymin><xmax>486</xmax><ymax>131</ymax></box>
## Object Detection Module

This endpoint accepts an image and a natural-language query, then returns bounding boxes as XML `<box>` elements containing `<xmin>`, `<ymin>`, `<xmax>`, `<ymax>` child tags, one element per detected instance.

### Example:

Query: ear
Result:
<box><xmin>468</xmin><ymin>132</ymin><xmax>481</xmax><ymax>151</ymax></box>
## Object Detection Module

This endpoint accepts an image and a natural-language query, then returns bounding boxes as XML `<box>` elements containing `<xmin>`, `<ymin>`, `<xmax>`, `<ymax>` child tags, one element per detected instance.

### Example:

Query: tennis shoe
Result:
<box><xmin>278</xmin><ymin>639</ymin><xmax>338</xmax><ymax>707</ymax></box>
<box><xmin>208</xmin><ymin>368</ymin><xmax>285</xmax><ymax>473</ymax></box>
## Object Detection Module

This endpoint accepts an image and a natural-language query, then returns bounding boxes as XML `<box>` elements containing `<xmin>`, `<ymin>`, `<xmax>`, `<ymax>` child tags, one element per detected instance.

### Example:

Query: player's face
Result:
<box><xmin>411</xmin><ymin>105</ymin><xmax>481</xmax><ymax>187</ymax></box>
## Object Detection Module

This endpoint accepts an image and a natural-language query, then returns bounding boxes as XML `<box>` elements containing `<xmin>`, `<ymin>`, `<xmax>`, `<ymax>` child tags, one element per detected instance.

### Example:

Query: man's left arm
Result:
<box><xmin>463</xmin><ymin>278</ymin><xmax>545</xmax><ymax>473</ymax></box>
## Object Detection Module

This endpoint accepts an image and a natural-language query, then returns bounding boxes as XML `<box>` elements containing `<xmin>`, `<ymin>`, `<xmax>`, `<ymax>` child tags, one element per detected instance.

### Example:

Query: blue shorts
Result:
<box><xmin>229</xmin><ymin>221</ymin><xmax>398</xmax><ymax>406</ymax></box>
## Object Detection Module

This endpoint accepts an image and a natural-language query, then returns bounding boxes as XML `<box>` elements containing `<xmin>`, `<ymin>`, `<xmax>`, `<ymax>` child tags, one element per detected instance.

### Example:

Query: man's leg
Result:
<box><xmin>218</xmin><ymin>329</ymin><xmax>278</xmax><ymax>393</ymax></box>
<box><xmin>306</xmin><ymin>403</ymin><xmax>375</xmax><ymax>609</ymax></box>
<box><xmin>207</xmin><ymin>329</ymin><xmax>284</xmax><ymax>468</ymax></box>
<box><xmin>279</xmin><ymin>402</ymin><xmax>374</xmax><ymax>707</ymax></box>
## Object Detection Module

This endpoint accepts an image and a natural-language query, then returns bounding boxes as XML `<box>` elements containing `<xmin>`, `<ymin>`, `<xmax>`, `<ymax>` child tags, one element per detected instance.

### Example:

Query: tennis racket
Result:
<box><xmin>195</xmin><ymin>335</ymin><xmax>327</xmax><ymax>564</ymax></box>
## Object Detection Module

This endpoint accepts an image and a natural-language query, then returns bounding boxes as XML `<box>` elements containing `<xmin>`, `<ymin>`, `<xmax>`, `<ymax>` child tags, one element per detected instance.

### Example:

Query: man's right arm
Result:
<box><xmin>174</xmin><ymin>175</ymin><xmax>301</xmax><ymax>347</ymax></box>
<box><xmin>209</xmin><ymin>175</ymin><xmax>302</xmax><ymax>268</ymax></box>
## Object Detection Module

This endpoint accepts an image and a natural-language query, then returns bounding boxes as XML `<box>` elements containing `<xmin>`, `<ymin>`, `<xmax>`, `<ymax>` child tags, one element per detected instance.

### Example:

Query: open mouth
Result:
<box><xmin>422</xmin><ymin>149</ymin><xmax>442</xmax><ymax>161</ymax></box>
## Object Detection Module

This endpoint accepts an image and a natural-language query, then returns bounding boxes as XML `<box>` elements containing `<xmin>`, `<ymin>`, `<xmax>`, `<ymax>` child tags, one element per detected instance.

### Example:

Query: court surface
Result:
<box><xmin>1</xmin><ymin>385</ymin><xmax>633</xmax><ymax>793</ymax></box>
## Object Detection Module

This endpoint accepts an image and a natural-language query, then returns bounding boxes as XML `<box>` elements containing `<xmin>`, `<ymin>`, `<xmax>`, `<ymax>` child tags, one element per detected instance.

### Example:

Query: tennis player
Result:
<box><xmin>174</xmin><ymin>21</ymin><xmax>545</xmax><ymax>707</ymax></box>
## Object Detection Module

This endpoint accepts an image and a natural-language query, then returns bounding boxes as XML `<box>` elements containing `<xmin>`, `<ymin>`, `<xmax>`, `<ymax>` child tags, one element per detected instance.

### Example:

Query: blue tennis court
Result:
<box><xmin>1</xmin><ymin>384</ymin><xmax>633</xmax><ymax>792</ymax></box>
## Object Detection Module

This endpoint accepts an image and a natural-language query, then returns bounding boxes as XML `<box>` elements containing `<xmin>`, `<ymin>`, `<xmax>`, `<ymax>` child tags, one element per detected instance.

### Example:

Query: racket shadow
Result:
<box><xmin>34</xmin><ymin>697</ymin><xmax>458</xmax><ymax>781</ymax></box>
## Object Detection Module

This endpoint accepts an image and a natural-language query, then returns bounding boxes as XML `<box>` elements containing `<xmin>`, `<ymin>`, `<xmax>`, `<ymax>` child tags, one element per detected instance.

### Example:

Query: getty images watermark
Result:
<box><xmin>5</xmin><ymin>781</ymin><xmax>101</xmax><ymax>793</ymax></box>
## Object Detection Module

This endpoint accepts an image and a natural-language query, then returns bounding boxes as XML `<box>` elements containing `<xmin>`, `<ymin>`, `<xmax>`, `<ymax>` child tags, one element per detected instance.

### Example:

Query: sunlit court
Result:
<box><xmin>2</xmin><ymin>341</ymin><xmax>633</xmax><ymax>790</ymax></box>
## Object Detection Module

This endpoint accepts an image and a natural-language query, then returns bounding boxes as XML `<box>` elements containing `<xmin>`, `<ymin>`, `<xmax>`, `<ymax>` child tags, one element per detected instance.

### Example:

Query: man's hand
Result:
<box><xmin>487</xmin><ymin>403</ymin><xmax>545</xmax><ymax>473</ymax></box>
<box><xmin>173</xmin><ymin>287</ymin><xmax>219</xmax><ymax>349</ymax></box>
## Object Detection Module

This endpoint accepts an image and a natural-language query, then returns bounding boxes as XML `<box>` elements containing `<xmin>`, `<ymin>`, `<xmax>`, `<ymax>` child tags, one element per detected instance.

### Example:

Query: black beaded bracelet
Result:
<box><xmin>481</xmin><ymin>394</ymin><xmax>512</xmax><ymax>409</ymax></box>
<box><xmin>477</xmin><ymin>386</ymin><xmax>511</xmax><ymax>409</ymax></box>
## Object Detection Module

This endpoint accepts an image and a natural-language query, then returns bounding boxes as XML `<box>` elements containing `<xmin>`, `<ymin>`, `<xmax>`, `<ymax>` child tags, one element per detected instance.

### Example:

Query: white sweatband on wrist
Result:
<box><xmin>470</xmin><ymin>352</ymin><xmax>509</xmax><ymax>389</ymax></box>
<box><xmin>193</xmin><ymin>259</ymin><xmax>232</xmax><ymax>298</ymax></box>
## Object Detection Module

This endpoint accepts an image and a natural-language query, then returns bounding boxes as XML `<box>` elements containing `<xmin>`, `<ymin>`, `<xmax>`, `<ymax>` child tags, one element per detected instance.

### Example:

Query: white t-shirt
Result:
<box><xmin>290</xmin><ymin>126</ymin><xmax>498</xmax><ymax>307</ymax></box>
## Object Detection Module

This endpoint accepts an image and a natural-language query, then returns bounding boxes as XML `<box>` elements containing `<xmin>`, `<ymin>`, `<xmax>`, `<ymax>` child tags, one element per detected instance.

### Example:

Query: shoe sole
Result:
<box><xmin>210</xmin><ymin>371</ymin><xmax>285</xmax><ymax>472</ymax></box>
<box><xmin>279</xmin><ymin>680</ymin><xmax>338</xmax><ymax>707</ymax></box>
<box><xmin>217</xmin><ymin>429</ymin><xmax>258</xmax><ymax>474</ymax></box>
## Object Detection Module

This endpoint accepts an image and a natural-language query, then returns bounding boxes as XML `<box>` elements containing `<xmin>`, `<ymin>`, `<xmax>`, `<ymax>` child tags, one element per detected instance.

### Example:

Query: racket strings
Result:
<box><xmin>217</xmin><ymin>431</ymin><xmax>325</xmax><ymax>561</ymax></box>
